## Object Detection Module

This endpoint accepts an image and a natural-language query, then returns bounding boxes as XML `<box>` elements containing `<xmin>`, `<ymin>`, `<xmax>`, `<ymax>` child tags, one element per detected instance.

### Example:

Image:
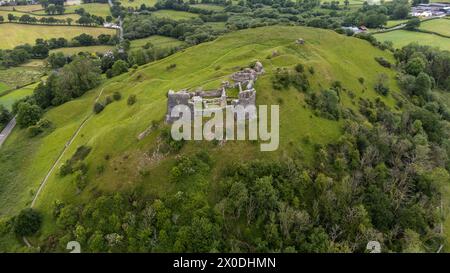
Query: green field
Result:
<box><xmin>32</xmin><ymin>3</ymin><xmax>111</xmax><ymax>18</ymax></box>
<box><xmin>50</xmin><ymin>45</ymin><xmax>114</xmax><ymax>55</ymax></box>
<box><xmin>0</xmin><ymin>66</ymin><xmax>44</xmax><ymax>90</ymax></box>
<box><xmin>420</xmin><ymin>19</ymin><xmax>450</xmax><ymax>37</ymax></box>
<box><xmin>0</xmin><ymin>23</ymin><xmax>116</xmax><ymax>49</ymax></box>
<box><xmin>206</xmin><ymin>22</ymin><xmax>228</xmax><ymax>31</ymax></box>
<box><xmin>152</xmin><ymin>9</ymin><xmax>199</xmax><ymax>20</ymax></box>
<box><xmin>64</xmin><ymin>3</ymin><xmax>112</xmax><ymax>17</ymax></box>
<box><xmin>385</xmin><ymin>19</ymin><xmax>408</xmax><ymax>28</ymax></box>
<box><xmin>374</xmin><ymin>30</ymin><xmax>450</xmax><ymax>51</ymax></box>
<box><xmin>0</xmin><ymin>25</ymin><xmax>402</xmax><ymax>245</ymax></box>
<box><xmin>0</xmin><ymin>82</ymin><xmax>37</xmax><ymax>110</ymax></box>
<box><xmin>0</xmin><ymin>82</ymin><xmax>10</xmax><ymax>94</ymax></box>
<box><xmin>130</xmin><ymin>35</ymin><xmax>186</xmax><ymax>50</ymax></box>
<box><xmin>0</xmin><ymin>10</ymin><xmax>81</xmax><ymax>21</ymax></box>
<box><xmin>119</xmin><ymin>0</ymin><xmax>158</xmax><ymax>8</ymax></box>
<box><xmin>191</xmin><ymin>4</ymin><xmax>225</xmax><ymax>11</ymax></box>
<box><xmin>0</xmin><ymin>4</ymin><xmax>43</xmax><ymax>12</ymax></box>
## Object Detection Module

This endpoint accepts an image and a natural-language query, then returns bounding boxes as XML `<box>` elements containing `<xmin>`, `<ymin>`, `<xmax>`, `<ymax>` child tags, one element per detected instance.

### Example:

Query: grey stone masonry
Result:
<box><xmin>165</xmin><ymin>61</ymin><xmax>264</xmax><ymax>123</ymax></box>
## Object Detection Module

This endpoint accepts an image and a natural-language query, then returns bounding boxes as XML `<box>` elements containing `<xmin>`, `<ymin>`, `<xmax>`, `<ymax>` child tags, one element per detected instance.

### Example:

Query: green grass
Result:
<box><xmin>130</xmin><ymin>35</ymin><xmax>185</xmax><ymax>50</ymax></box>
<box><xmin>206</xmin><ymin>22</ymin><xmax>228</xmax><ymax>31</ymax></box>
<box><xmin>64</xmin><ymin>3</ymin><xmax>112</xmax><ymax>17</ymax></box>
<box><xmin>33</xmin><ymin>3</ymin><xmax>111</xmax><ymax>18</ymax></box>
<box><xmin>0</xmin><ymin>23</ymin><xmax>117</xmax><ymax>49</ymax></box>
<box><xmin>0</xmin><ymin>10</ymin><xmax>81</xmax><ymax>21</ymax></box>
<box><xmin>374</xmin><ymin>30</ymin><xmax>450</xmax><ymax>51</ymax></box>
<box><xmin>0</xmin><ymin>25</ymin><xmax>402</xmax><ymax>249</ymax></box>
<box><xmin>0</xmin><ymin>4</ymin><xmax>43</xmax><ymax>12</ymax></box>
<box><xmin>420</xmin><ymin>19</ymin><xmax>450</xmax><ymax>37</ymax></box>
<box><xmin>0</xmin><ymin>83</ymin><xmax>37</xmax><ymax>110</ymax></box>
<box><xmin>0</xmin><ymin>82</ymin><xmax>10</xmax><ymax>95</ymax></box>
<box><xmin>0</xmin><ymin>67</ymin><xmax>45</xmax><ymax>90</ymax></box>
<box><xmin>119</xmin><ymin>0</ymin><xmax>158</xmax><ymax>8</ymax></box>
<box><xmin>152</xmin><ymin>9</ymin><xmax>199</xmax><ymax>20</ymax></box>
<box><xmin>385</xmin><ymin>19</ymin><xmax>408</xmax><ymax>28</ymax></box>
<box><xmin>50</xmin><ymin>45</ymin><xmax>114</xmax><ymax>55</ymax></box>
<box><xmin>191</xmin><ymin>4</ymin><xmax>225</xmax><ymax>11</ymax></box>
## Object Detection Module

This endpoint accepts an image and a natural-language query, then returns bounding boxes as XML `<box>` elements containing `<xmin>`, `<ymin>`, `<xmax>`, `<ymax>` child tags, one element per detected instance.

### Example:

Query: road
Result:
<box><xmin>0</xmin><ymin>117</ymin><xmax>16</xmax><ymax>148</ymax></box>
<box><xmin>107</xmin><ymin>0</ymin><xmax>124</xmax><ymax>41</ymax></box>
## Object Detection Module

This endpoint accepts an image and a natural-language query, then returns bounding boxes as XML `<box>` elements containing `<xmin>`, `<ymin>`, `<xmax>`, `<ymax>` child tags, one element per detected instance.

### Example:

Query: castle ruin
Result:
<box><xmin>165</xmin><ymin>61</ymin><xmax>264</xmax><ymax>123</ymax></box>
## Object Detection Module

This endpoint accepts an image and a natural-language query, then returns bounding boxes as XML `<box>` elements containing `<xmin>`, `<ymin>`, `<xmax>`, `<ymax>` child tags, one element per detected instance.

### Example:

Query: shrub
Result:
<box><xmin>113</xmin><ymin>91</ymin><xmax>121</xmax><ymax>101</ymax></box>
<box><xmin>93</xmin><ymin>102</ymin><xmax>105</xmax><ymax>114</ymax></box>
<box><xmin>127</xmin><ymin>94</ymin><xmax>137</xmax><ymax>105</ymax></box>
<box><xmin>16</xmin><ymin>102</ymin><xmax>43</xmax><ymax>128</ymax></box>
<box><xmin>295</xmin><ymin>63</ymin><xmax>304</xmax><ymax>73</ymax></box>
<box><xmin>13</xmin><ymin>208</ymin><xmax>42</xmax><ymax>236</ymax></box>
<box><xmin>105</xmin><ymin>96</ymin><xmax>113</xmax><ymax>105</ymax></box>
<box><xmin>166</xmin><ymin>63</ymin><xmax>176</xmax><ymax>70</ymax></box>
<box><xmin>27</xmin><ymin>119</ymin><xmax>52</xmax><ymax>137</ymax></box>
<box><xmin>374</xmin><ymin>73</ymin><xmax>390</xmax><ymax>96</ymax></box>
<box><xmin>375</xmin><ymin>57</ymin><xmax>391</xmax><ymax>68</ymax></box>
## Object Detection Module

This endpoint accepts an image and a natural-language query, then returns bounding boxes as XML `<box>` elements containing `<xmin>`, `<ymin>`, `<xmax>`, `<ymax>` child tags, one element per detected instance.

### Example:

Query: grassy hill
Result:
<box><xmin>0</xmin><ymin>26</ymin><xmax>401</xmax><ymax>246</ymax></box>
<box><xmin>14</xmin><ymin>22</ymin><xmax>448</xmax><ymax>255</ymax></box>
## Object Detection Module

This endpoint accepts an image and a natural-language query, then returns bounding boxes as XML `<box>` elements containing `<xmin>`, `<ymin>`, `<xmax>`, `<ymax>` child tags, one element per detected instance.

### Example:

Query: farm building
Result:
<box><xmin>412</xmin><ymin>3</ymin><xmax>450</xmax><ymax>17</ymax></box>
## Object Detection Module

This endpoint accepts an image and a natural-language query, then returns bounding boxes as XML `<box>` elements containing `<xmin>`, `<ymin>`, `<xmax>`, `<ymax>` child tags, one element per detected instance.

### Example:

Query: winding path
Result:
<box><xmin>30</xmin><ymin>88</ymin><xmax>104</xmax><ymax>208</ymax></box>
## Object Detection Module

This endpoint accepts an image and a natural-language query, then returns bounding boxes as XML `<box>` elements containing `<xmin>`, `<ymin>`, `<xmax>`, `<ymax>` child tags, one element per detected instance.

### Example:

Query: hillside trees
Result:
<box><xmin>34</xmin><ymin>56</ymin><xmax>102</xmax><ymax>107</ymax></box>
<box><xmin>0</xmin><ymin>105</ymin><xmax>12</xmax><ymax>129</ymax></box>
<box><xmin>16</xmin><ymin>102</ymin><xmax>43</xmax><ymax>128</ymax></box>
<box><xmin>13</xmin><ymin>208</ymin><xmax>42</xmax><ymax>236</ymax></box>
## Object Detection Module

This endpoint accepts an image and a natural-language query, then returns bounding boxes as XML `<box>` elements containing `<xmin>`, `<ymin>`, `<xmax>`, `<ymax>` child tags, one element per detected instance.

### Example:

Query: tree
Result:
<box><xmin>13</xmin><ymin>208</ymin><xmax>42</xmax><ymax>236</ymax></box>
<box><xmin>0</xmin><ymin>105</ymin><xmax>12</xmax><ymax>127</ymax></box>
<box><xmin>16</xmin><ymin>102</ymin><xmax>43</xmax><ymax>128</ymax></box>
<box><xmin>7</xmin><ymin>14</ymin><xmax>16</xmax><ymax>22</ymax></box>
<box><xmin>111</xmin><ymin>60</ymin><xmax>129</xmax><ymax>77</ymax></box>
<box><xmin>413</xmin><ymin>72</ymin><xmax>431</xmax><ymax>98</ymax></box>
<box><xmin>405</xmin><ymin>18</ymin><xmax>420</xmax><ymax>30</ymax></box>
<box><xmin>57</xmin><ymin>205</ymin><xmax>79</xmax><ymax>230</ymax></box>
<box><xmin>47</xmin><ymin>52</ymin><xmax>67</xmax><ymax>69</ymax></box>
<box><xmin>406</xmin><ymin>57</ymin><xmax>426</xmax><ymax>76</ymax></box>
<box><xmin>0</xmin><ymin>16</ymin><xmax>4</xmax><ymax>23</ymax></box>
<box><xmin>93</xmin><ymin>102</ymin><xmax>105</xmax><ymax>114</ymax></box>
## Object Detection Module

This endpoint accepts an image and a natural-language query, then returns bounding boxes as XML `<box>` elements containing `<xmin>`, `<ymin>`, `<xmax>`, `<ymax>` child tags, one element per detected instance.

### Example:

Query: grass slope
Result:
<box><xmin>374</xmin><ymin>30</ymin><xmax>450</xmax><ymax>51</ymax></box>
<box><xmin>152</xmin><ymin>9</ymin><xmax>199</xmax><ymax>20</ymax></box>
<box><xmin>119</xmin><ymin>0</ymin><xmax>158</xmax><ymax>8</ymax></box>
<box><xmin>0</xmin><ymin>83</ymin><xmax>38</xmax><ymax>110</ymax></box>
<box><xmin>420</xmin><ymin>19</ymin><xmax>450</xmax><ymax>37</ymax></box>
<box><xmin>0</xmin><ymin>26</ymin><xmax>401</xmax><ymax>247</ymax></box>
<box><xmin>50</xmin><ymin>45</ymin><xmax>114</xmax><ymax>55</ymax></box>
<box><xmin>0</xmin><ymin>66</ymin><xmax>44</xmax><ymax>90</ymax></box>
<box><xmin>130</xmin><ymin>35</ymin><xmax>186</xmax><ymax>50</ymax></box>
<box><xmin>0</xmin><ymin>10</ymin><xmax>81</xmax><ymax>21</ymax></box>
<box><xmin>0</xmin><ymin>23</ymin><xmax>116</xmax><ymax>49</ymax></box>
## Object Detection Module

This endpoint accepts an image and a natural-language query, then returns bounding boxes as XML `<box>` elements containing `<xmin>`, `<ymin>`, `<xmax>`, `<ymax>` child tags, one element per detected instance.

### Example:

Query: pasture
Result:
<box><xmin>50</xmin><ymin>45</ymin><xmax>114</xmax><ymax>55</ymax></box>
<box><xmin>130</xmin><ymin>35</ymin><xmax>185</xmax><ymax>50</ymax></box>
<box><xmin>152</xmin><ymin>9</ymin><xmax>199</xmax><ymax>20</ymax></box>
<box><xmin>420</xmin><ymin>19</ymin><xmax>450</xmax><ymax>37</ymax></box>
<box><xmin>0</xmin><ymin>23</ymin><xmax>116</xmax><ymax>49</ymax></box>
<box><xmin>374</xmin><ymin>30</ymin><xmax>450</xmax><ymax>51</ymax></box>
